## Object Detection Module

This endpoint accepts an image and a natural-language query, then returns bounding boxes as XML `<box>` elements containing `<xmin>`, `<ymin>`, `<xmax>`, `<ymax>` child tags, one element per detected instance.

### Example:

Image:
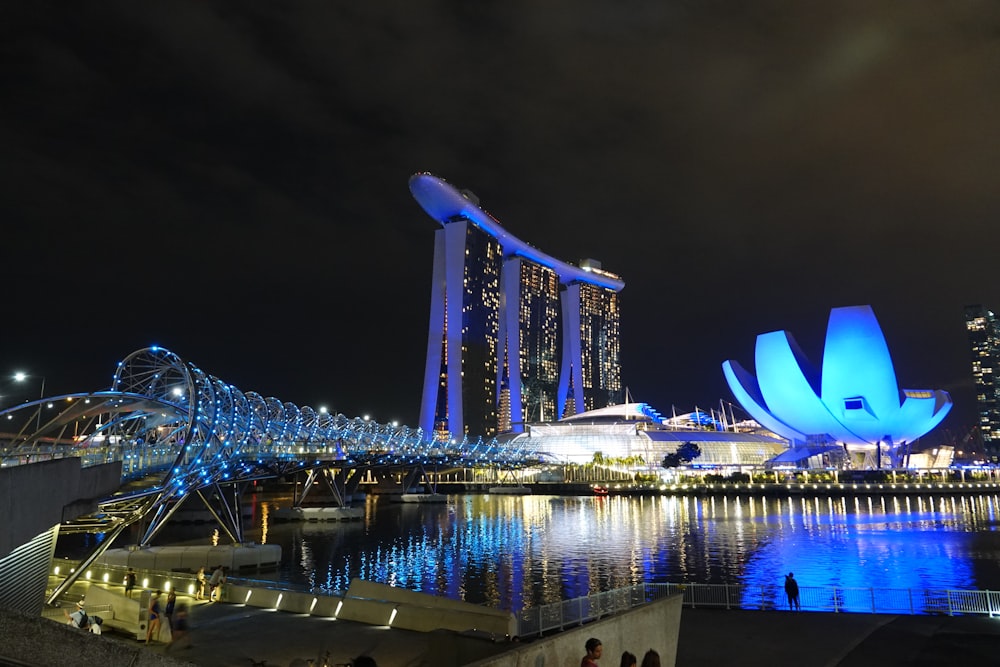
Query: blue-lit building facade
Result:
<box><xmin>965</xmin><ymin>304</ymin><xmax>1000</xmax><ymax>457</ymax></box>
<box><xmin>411</xmin><ymin>173</ymin><xmax>624</xmax><ymax>438</ymax></box>
<box><xmin>723</xmin><ymin>305</ymin><xmax>952</xmax><ymax>468</ymax></box>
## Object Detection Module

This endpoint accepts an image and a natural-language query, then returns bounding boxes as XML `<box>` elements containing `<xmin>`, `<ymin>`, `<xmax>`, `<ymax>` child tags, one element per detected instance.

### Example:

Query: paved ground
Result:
<box><xmin>128</xmin><ymin>599</ymin><xmax>510</xmax><ymax>667</ymax></box>
<box><xmin>108</xmin><ymin>601</ymin><xmax>1000</xmax><ymax>667</ymax></box>
<box><xmin>675</xmin><ymin>608</ymin><xmax>1000</xmax><ymax>666</ymax></box>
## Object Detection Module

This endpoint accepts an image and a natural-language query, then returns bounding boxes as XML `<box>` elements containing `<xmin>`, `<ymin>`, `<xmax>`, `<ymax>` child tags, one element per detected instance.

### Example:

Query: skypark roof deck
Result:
<box><xmin>409</xmin><ymin>172</ymin><xmax>624</xmax><ymax>291</ymax></box>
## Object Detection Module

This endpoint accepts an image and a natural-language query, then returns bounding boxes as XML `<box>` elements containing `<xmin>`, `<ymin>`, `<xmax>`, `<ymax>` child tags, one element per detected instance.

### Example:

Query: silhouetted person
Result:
<box><xmin>784</xmin><ymin>572</ymin><xmax>800</xmax><ymax>610</ymax></box>
<box><xmin>124</xmin><ymin>567</ymin><xmax>136</xmax><ymax>598</ymax></box>
<box><xmin>620</xmin><ymin>651</ymin><xmax>637</xmax><ymax>667</ymax></box>
<box><xmin>353</xmin><ymin>656</ymin><xmax>377</xmax><ymax>667</ymax></box>
<box><xmin>582</xmin><ymin>638</ymin><xmax>603</xmax><ymax>667</ymax></box>
<box><xmin>164</xmin><ymin>589</ymin><xmax>176</xmax><ymax>631</ymax></box>
<box><xmin>640</xmin><ymin>650</ymin><xmax>660</xmax><ymax>667</ymax></box>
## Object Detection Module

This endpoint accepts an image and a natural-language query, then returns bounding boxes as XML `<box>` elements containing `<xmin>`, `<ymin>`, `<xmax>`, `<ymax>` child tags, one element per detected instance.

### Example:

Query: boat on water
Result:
<box><xmin>398</xmin><ymin>493</ymin><xmax>448</xmax><ymax>503</ymax></box>
<box><xmin>488</xmin><ymin>486</ymin><xmax>532</xmax><ymax>495</ymax></box>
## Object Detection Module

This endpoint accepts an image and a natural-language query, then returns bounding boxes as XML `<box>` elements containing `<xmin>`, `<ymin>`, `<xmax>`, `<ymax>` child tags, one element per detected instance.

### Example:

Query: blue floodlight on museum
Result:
<box><xmin>722</xmin><ymin>305</ymin><xmax>952</xmax><ymax>452</ymax></box>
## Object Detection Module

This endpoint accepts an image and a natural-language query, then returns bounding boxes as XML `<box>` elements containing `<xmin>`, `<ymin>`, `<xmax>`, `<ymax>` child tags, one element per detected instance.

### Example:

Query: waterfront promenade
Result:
<box><xmin>25</xmin><ymin>597</ymin><xmax>1000</xmax><ymax>666</ymax></box>
<box><xmin>149</xmin><ymin>603</ymin><xmax>1000</xmax><ymax>666</ymax></box>
<box><xmin>24</xmin><ymin>575</ymin><xmax>1000</xmax><ymax>666</ymax></box>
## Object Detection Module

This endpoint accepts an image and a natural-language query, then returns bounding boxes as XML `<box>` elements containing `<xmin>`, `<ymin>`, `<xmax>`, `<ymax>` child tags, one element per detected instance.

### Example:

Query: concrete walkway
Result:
<box><xmin>45</xmin><ymin>576</ymin><xmax>1000</xmax><ymax>666</ymax></box>
<box><xmin>675</xmin><ymin>608</ymin><xmax>1000</xmax><ymax>666</ymax></box>
<box><xmin>50</xmin><ymin>577</ymin><xmax>512</xmax><ymax>667</ymax></box>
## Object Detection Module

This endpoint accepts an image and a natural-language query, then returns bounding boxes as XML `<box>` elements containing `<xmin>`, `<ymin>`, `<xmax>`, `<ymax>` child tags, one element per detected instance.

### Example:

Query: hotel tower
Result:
<box><xmin>410</xmin><ymin>173</ymin><xmax>624</xmax><ymax>438</ymax></box>
<box><xmin>966</xmin><ymin>304</ymin><xmax>1000</xmax><ymax>457</ymax></box>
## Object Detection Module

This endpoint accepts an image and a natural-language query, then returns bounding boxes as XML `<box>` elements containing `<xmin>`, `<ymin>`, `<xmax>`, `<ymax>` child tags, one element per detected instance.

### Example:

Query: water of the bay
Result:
<box><xmin>78</xmin><ymin>491</ymin><xmax>1000</xmax><ymax>612</ymax></box>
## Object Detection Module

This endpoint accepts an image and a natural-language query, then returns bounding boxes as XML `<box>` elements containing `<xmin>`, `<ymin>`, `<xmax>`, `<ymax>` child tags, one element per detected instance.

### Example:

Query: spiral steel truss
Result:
<box><xmin>102</xmin><ymin>346</ymin><xmax>531</xmax><ymax>540</ymax></box>
<box><xmin>2</xmin><ymin>345</ymin><xmax>537</xmax><ymax>551</ymax></box>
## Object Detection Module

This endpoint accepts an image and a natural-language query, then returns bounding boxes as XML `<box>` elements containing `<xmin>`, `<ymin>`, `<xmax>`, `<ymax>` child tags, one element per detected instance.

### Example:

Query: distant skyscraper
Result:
<box><xmin>411</xmin><ymin>173</ymin><xmax>625</xmax><ymax>438</ymax></box>
<box><xmin>965</xmin><ymin>304</ymin><xmax>1000</xmax><ymax>455</ymax></box>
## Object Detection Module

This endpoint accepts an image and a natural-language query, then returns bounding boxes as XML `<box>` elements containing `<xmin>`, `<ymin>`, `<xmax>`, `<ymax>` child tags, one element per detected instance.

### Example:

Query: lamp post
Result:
<box><xmin>14</xmin><ymin>372</ymin><xmax>46</xmax><ymax>433</ymax></box>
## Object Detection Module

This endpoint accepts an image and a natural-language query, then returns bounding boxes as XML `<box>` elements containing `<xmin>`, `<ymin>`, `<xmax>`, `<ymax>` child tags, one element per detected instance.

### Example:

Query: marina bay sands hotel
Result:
<box><xmin>410</xmin><ymin>173</ymin><xmax>624</xmax><ymax>439</ymax></box>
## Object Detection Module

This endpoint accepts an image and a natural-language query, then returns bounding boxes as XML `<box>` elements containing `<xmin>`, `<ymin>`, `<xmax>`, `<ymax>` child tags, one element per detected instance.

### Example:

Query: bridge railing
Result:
<box><xmin>515</xmin><ymin>582</ymin><xmax>1000</xmax><ymax>637</ymax></box>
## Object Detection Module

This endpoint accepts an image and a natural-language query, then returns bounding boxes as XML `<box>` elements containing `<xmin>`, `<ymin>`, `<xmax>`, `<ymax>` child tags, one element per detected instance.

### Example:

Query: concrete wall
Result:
<box><xmin>214</xmin><ymin>578</ymin><xmax>518</xmax><ymax>637</ymax></box>
<box><xmin>0</xmin><ymin>459</ymin><xmax>122</xmax><ymax>559</ymax></box>
<box><xmin>346</xmin><ymin>578</ymin><xmax>517</xmax><ymax>636</ymax></box>
<box><xmin>83</xmin><ymin>583</ymin><xmax>146</xmax><ymax>640</ymax></box>
<box><xmin>464</xmin><ymin>594</ymin><xmax>683</xmax><ymax>667</ymax></box>
<box><xmin>97</xmin><ymin>544</ymin><xmax>282</xmax><ymax>572</ymax></box>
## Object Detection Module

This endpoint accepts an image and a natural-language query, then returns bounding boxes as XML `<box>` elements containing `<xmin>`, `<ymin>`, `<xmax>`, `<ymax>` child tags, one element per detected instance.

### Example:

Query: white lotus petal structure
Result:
<box><xmin>722</xmin><ymin>305</ymin><xmax>952</xmax><ymax>448</ymax></box>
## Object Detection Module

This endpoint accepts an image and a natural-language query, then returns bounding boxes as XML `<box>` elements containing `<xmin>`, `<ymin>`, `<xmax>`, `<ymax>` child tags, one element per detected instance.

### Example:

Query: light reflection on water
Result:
<box><xmin>143</xmin><ymin>492</ymin><xmax>1000</xmax><ymax>611</ymax></box>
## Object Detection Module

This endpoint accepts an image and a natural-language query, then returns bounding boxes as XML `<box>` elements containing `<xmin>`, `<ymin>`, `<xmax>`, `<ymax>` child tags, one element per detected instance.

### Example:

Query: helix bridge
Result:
<box><xmin>0</xmin><ymin>346</ymin><xmax>540</xmax><ymax>598</ymax></box>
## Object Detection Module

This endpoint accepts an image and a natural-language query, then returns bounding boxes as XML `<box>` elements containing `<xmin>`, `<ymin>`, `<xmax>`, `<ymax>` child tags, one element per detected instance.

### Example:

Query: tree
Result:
<box><xmin>661</xmin><ymin>441</ymin><xmax>702</xmax><ymax>469</ymax></box>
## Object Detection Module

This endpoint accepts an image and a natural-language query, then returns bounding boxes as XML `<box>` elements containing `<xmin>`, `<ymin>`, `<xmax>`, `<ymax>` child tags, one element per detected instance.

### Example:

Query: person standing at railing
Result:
<box><xmin>195</xmin><ymin>566</ymin><xmax>206</xmax><ymax>600</ymax></box>
<box><xmin>124</xmin><ymin>567</ymin><xmax>136</xmax><ymax>598</ymax></box>
<box><xmin>784</xmin><ymin>572</ymin><xmax>800</xmax><ymax>611</ymax></box>
<box><xmin>208</xmin><ymin>565</ymin><xmax>224</xmax><ymax>602</ymax></box>
<box><xmin>582</xmin><ymin>638</ymin><xmax>603</xmax><ymax>667</ymax></box>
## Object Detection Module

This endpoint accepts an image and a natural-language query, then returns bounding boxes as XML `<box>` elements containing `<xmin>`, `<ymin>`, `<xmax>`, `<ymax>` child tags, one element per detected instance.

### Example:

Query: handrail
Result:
<box><xmin>514</xmin><ymin>582</ymin><xmax>1000</xmax><ymax>637</ymax></box>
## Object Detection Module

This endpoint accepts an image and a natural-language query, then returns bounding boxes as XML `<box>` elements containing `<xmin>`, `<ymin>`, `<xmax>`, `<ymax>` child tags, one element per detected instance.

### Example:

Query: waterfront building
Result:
<box><xmin>723</xmin><ymin>305</ymin><xmax>952</xmax><ymax>468</ymax></box>
<box><xmin>501</xmin><ymin>401</ymin><xmax>787</xmax><ymax>467</ymax></box>
<box><xmin>411</xmin><ymin>173</ymin><xmax>624</xmax><ymax>438</ymax></box>
<box><xmin>965</xmin><ymin>304</ymin><xmax>1000</xmax><ymax>457</ymax></box>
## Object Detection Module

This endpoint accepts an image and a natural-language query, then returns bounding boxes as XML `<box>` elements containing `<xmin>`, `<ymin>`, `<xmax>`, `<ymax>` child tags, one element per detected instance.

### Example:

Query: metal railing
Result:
<box><xmin>515</xmin><ymin>582</ymin><xmax>1000</xmax><ymax>637</ymax></box>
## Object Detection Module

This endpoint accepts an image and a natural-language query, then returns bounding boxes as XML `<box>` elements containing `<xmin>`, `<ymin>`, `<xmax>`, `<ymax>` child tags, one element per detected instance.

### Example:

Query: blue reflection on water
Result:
<box><xmin>94</xmin><ymin>491</ymin><xmax>1000</xmax><ymax>612</ymax></box>
<box><xmin>737</xmin><ymin>495</ymin><xmax>983</xmax><ymax>611</ymax></box>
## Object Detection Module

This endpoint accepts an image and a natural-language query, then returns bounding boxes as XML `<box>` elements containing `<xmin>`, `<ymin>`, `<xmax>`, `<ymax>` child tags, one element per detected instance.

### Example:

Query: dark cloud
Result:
<box><xmin>2</xmin><ymin>1</ymin><xmax>998</xmax><ymax>441</ymax></box>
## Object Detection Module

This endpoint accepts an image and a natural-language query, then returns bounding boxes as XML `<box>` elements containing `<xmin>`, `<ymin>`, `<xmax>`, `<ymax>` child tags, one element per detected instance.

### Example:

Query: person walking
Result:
<box><xmin>640</xmin><ymin>650</ymin><xmax>660</xmax><ymax>667</ymax></box>
<box><xmin>784</xmin><ymin>572</ymin><xmax>801</xmax><ymax>611</ymax></box>
<box><xmin>620</xmin><ymin>651</ymin><xmax>637</xmax><ymax>667</ymax></box>
<box><xmin>582</xmin><ymin>638</ymin><xmax>603</xmax><ymax>667</ymax></box>
<box><xmin>165</xmin><ymin>602</ymin><xmax>191</xmax><ymax>652</ymax></box>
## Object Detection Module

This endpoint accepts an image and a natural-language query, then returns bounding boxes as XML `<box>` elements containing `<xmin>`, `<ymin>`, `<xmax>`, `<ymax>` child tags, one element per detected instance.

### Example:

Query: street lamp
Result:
<box><xmin>14</xmin><ymin>372</ymin><xmax>46</xmax><ymax>432</ymax></box>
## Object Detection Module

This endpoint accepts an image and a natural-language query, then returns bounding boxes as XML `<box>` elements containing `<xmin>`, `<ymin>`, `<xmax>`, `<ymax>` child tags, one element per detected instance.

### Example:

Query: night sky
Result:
<box><xmin>3</xmin><ymin>3</ymin><xmax>999</xmax><ymax>445</ymax></box>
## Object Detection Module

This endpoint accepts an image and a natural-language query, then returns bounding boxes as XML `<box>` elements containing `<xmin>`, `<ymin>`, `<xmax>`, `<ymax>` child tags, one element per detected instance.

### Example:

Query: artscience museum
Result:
<box><xmin>722</xmin><ymin>305</ymin><xmax>952</xmax><ymax>468</ymax></box>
